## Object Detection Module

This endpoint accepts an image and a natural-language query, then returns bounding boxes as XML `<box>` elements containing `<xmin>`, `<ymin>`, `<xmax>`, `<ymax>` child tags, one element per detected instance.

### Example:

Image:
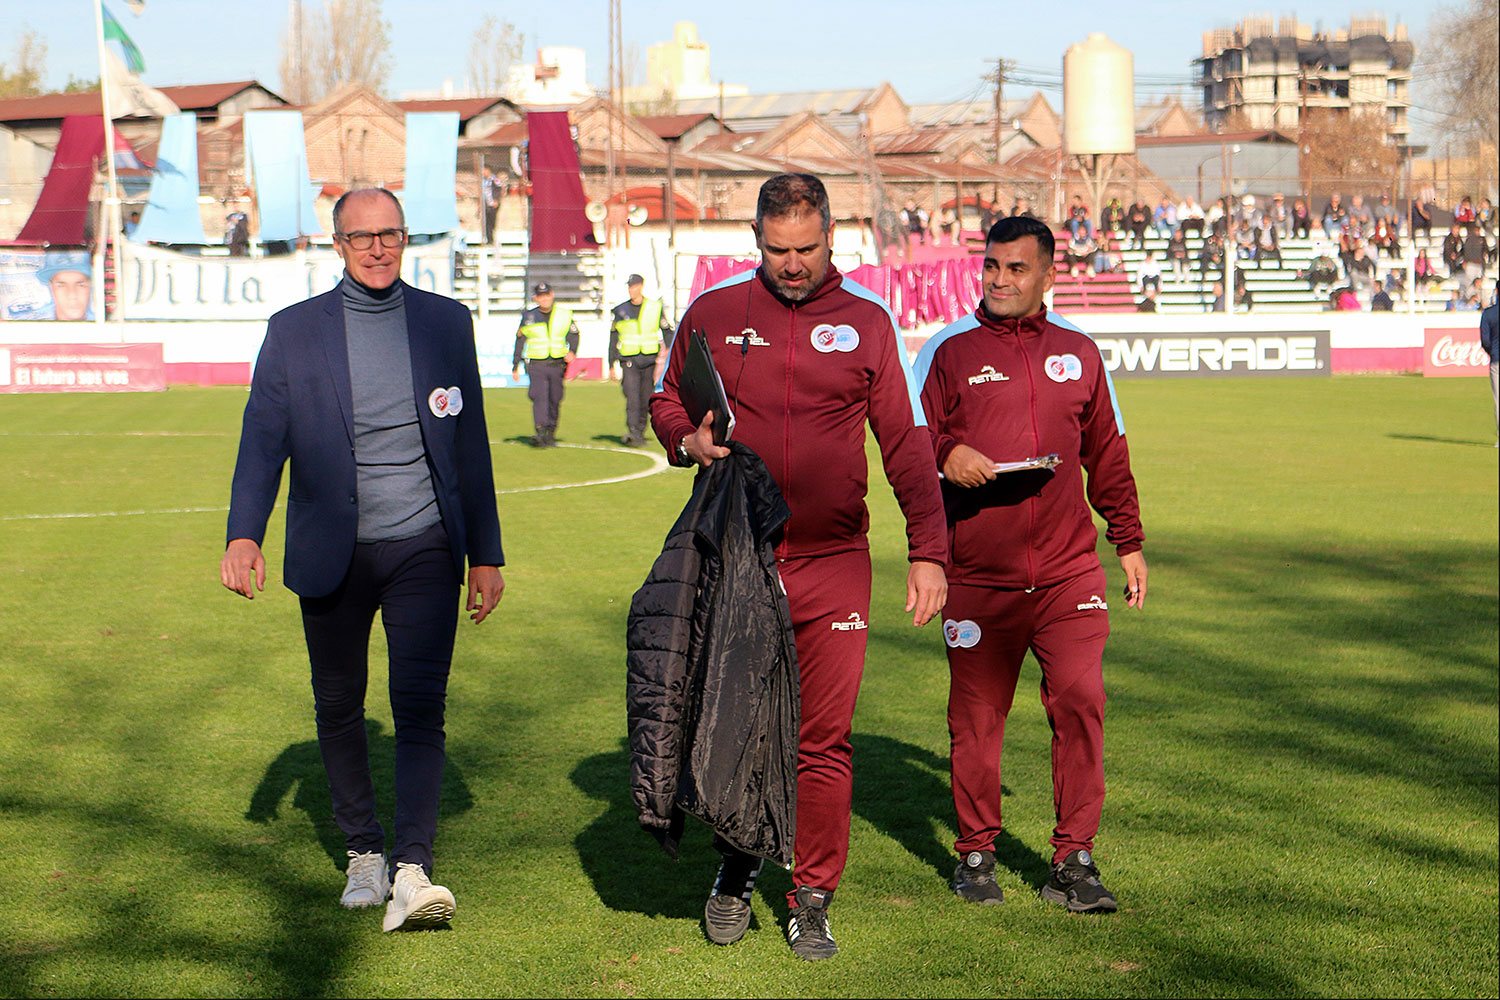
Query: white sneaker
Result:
<box><xmin>340</xmin><ymin>851</ymin><xmax>390</xmax><ymax>908</ymax></box>
<box><xmin>382</xmin><ymin>862</ymin><xmax>456</xmax><ymax>932</ymax></box>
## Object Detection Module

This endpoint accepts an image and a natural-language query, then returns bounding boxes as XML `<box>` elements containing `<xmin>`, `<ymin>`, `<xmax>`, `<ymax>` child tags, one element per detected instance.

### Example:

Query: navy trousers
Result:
<box><xmin>527</xmin><ymin>360</ymin><xmax>567</xmax><ymax>430</ymax></box>
<box><xmin>299</xmin><ymin>522</ymin><xmax>459</xmax><ymax>876</ymax></box>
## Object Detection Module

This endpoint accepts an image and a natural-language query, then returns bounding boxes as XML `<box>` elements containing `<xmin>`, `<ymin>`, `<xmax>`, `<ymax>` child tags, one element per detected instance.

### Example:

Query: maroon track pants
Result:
<box><xmin>779</xmin><ymin>549</ymin><xmax>872</xmax><ymax>901</ymax></box>
<box><xmin>943</xmin><ymin>566</ymin><xmax>1110</xmax><ymax>864</ymax></box>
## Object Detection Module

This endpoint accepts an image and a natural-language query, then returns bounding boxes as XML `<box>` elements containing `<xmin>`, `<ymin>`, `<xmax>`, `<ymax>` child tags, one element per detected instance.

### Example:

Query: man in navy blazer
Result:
<box><xmin>222</xmin><ymin>188</ymin><xmax>503</xmax><ymax>932</ymax></box>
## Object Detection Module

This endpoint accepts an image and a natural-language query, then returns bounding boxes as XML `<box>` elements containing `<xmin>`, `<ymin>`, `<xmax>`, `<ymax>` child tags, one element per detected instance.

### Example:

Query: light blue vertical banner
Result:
<box><xmin>244</xmin><ymin>110</ymin><xmax>321</xmax><ymax>241</ymax></box>
<box><xmin>133</xmin><ymin>113</ymin><xmax>207</xmax><ymax>244</ymax></box>
<box><xmin>403</xmin><ymin>112</ymin><xmax>460</xmax><ymax>235</ymax></box>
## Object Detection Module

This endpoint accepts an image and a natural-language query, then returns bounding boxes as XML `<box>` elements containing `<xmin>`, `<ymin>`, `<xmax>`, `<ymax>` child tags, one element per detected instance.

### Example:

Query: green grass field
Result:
<box><xmin>0</xmin><ymin>377</ymin><xmax>1495</xmax><ymax>998</ymax></box>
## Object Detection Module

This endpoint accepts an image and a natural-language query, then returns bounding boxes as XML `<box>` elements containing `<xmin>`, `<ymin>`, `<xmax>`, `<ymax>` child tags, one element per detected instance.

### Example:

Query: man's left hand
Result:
<box><xmin>1119</xmin><ymin>550</ymin><xmax>1148</xmax><ymax>609</ymax></box>
<box><xmin>905</xmin><ymin>559</ymin><xmax>948</xmax><ymax>627</ymax></box>
<box><xmin>467</xmin><ymin>565</ymin><xmax>505</xmax><ymax>623</ymax></box>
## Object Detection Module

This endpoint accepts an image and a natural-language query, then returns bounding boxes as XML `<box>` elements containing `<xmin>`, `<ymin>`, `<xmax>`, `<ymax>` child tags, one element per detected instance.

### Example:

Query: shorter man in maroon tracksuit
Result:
<box><xmin>911</xmin><ymin>214</ymin><xmax>1148</xmax><ymax>912</ymax></box>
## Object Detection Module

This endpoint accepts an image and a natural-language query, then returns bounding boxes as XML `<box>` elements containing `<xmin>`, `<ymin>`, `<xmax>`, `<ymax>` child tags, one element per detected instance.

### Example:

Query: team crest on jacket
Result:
<box><xmin>968</xmin><ymin>364</ymin><xmax>1010</xmax><ymax>385</ymax></box>
<box><xmin>1044</xmin><ymin>354</ymin><xmax>1083</xmax><ymax>383</ymax></box>
<box><xmin>428</xmin><ymin>386</ymin><xmax>463</xmax><ymax>417</ymax></box>
<box><xmin>943</xmin><ymin>619</ymin><xmax>981</xmax><ymax>648</ymax></box>
<box><xmin>811</xmin><ymin>323</ymin><xmax>860</xmax><ymax>353</ymax></box>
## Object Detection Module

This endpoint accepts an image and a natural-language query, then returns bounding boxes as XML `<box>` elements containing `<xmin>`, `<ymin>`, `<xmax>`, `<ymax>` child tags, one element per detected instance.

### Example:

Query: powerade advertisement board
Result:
<box><xmin>1091</xmin><ymin>330</ymin><xmax>1331</xmax><ymax>377</ymax></box>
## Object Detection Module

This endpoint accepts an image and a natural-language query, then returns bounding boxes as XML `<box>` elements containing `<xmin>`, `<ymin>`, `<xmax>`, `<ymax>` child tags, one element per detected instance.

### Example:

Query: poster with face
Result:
<box><xmin>0</xmin><ymin>249</ymin><xmax>95</xmax><ymax>321</ymax></box>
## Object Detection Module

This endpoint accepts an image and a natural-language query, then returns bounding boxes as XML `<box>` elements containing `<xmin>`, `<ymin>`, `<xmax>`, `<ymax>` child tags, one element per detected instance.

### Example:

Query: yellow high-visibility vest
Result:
<box><xmin>521</xmin><ymin>306</ymin><xmax>573</xmax><ymax>360</ymax></box>
<box><xmin>615</xmin><ymin>299</ymin><xmax>663</xmax><ymax>356</ymax></box>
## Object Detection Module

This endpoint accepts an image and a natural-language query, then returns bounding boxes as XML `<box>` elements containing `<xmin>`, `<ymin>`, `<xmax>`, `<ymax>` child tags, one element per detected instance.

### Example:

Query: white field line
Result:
<box><xmin>1</xmin><ymin>442</ymin><xmax>671</xmax><ymax>522</ymax></box>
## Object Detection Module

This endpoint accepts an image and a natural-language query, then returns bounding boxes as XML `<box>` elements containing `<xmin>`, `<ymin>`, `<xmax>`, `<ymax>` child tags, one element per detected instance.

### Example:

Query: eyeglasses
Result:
<box><xmin>337</xmin><ymin>228</ymin><xmax>407</xmax><ymax>250</ymax></box>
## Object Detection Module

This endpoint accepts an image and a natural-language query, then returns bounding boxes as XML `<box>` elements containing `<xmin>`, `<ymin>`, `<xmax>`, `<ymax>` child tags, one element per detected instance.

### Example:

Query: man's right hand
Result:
<box><xmin>680</xmin><ymin>410</ymin><xmax>730</xmax><ymax>468</ymax></box>
<box><xmin>942</xmin><ymin>444</ymin><xmax>997</xmax><ymax>488</ymax></box>
<box><xmin>511</xmin><ymin>365</ymin><xmax>523</xmax><ymax>381</ymax></box>
<box><xmin>221</xmin><ymin>538</ymin><xmax>266</xmax><ymax>599</ymax></box>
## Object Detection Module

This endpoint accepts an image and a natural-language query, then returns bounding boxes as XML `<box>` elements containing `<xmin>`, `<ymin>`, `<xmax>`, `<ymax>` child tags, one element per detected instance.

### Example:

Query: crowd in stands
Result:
<box><xmin>890</xmin><ymin>188</ymin><xmax>1495</xmax><ymax>312</ymax></box>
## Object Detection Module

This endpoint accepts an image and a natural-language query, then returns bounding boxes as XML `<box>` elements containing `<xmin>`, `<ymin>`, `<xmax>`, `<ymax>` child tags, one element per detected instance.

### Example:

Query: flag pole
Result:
<box><xmin>93</xmin><ymin>0</ymin><xmax>125</xmax><ymax>330</ymax></box>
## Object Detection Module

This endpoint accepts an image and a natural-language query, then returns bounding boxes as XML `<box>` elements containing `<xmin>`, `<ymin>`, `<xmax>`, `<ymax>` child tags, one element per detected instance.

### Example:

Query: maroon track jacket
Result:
<box><xmin>650</xmin><ymin>265</ymin><xmax>947</xmax><ymax>566</ymax></box>
<box><xmin>912</xmin><ymin>307</ymin><xmax>1143</xmax><ymax>589</ymax></box>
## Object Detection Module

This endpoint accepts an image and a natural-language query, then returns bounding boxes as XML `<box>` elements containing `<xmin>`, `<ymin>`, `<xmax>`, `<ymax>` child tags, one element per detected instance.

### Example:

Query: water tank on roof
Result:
<box><xmin>1063</xmin><ymin>33</ymin><xmax>1136</xmax><ymax>155</ymax></box>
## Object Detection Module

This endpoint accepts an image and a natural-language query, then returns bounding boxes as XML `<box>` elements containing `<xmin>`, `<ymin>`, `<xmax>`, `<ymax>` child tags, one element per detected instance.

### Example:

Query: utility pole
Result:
<box><xmin>990</xmin><ymin>59</ymin><xmax>1014</xmax><ymax>203</ymax></box>
<box><xmin>292</xmin><ymin>0</ymin><xmax>304</xmax><ymax>105</ymax></box>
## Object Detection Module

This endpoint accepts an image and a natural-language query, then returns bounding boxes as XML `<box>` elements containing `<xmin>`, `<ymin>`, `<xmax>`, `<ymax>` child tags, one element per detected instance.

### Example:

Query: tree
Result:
<box><xmin>0</xmin><ymin>29</ymin><xmax>47</xmax><ymax>99</ymax></box>
<box><xmin>278</xmin><ymin>0</ymin><xmax>391</xmax><ymax>104</ymax></box>
<box><xmin>466</xmin><ymin>14</ymin><xmax>523</xmax><ymax>97</ymax></box>
<box><xmin>1302</xmin><ymin>108</ymin><xmax>1401</xmax><ymax>198</ymax></box>
<box><xmin>1425</xmin><ymin>0</ymin><xmax>1499</xmax><ymax>148</ymax></box>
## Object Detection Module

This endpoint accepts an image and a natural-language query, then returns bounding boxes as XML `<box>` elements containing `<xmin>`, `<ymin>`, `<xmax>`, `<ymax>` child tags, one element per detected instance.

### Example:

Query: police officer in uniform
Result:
<box><xmin>608</xmin><ymin>273</ymin><xmax>674</xmax><ymax>447</ymax></box>
<box><xmin>512</xmin><ymin>281</ymin><xmax>579</xmax><ymax>447</ymax></box>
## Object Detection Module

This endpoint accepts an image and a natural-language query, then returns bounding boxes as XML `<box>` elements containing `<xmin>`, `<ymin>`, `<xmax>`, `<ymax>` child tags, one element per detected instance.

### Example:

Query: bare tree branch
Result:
<box><xmin>1424</xmin><ymin>0</ymin><xmax>1499</xmax><ymax>147</ymax></box>
<box><xmin>466</xmin><ymin>14</ymin><xmax>524</xmax><ymax>97</ymax></box>
<box><xmin>279</xmin><ymin>0</ymin><xmax>391</xmax><ymax>104</ymax></box>
<box><xmin>0</xmin><ymin>28</ymin><xmax>47</xmax><ymax>99</ymax></box>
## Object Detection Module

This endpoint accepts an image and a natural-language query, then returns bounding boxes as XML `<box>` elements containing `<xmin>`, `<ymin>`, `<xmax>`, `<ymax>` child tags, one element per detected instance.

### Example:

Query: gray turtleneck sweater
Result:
<box><xmin>342</xmin><ymin>277</ymin><xmax>441</xmax><ymax>542</ymax></box>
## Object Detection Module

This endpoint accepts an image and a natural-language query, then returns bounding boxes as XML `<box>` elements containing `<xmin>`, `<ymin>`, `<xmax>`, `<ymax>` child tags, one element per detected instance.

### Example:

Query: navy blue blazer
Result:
<box><xmin>227</xmin><ymin>281</ymin><xmax>504</xmax><ymax>598</ymax></box>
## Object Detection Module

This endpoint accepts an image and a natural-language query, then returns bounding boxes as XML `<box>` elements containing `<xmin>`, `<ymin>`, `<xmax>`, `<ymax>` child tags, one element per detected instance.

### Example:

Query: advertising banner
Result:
<box><xmin>119</xmin><ymin>239</ymin><xmax>455</xmax><ymax>320</ymax></box>
<box><xmin>1422</xmin><ymin>326</ymin><xmax>1490</xmax><ymax>377</ymax></box>
<box><xmin>0</xmin><ymin>249</ymin><xmax>96</xmax><ymax>322</ymax></box>
<box><xmin>1090</xmin><ymin>330</ymin><xmax>1331</xmax><ymax>377</ymax></box>
<box><xmin>0</xmin><ymin>343</ymin><xmax>166</xmax><ymax>393</ymax></box>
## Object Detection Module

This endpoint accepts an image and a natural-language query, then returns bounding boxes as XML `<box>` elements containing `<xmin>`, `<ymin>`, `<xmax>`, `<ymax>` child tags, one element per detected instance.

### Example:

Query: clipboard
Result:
<box><xmin>939</xmin><ymin>453</ymin><xmax>1059</xmax><ymax>480</ymax></box>
<box><xmin>678</xmin><ymin>329</ymin><xmax>736</xmax><ymax>445</ymax></box>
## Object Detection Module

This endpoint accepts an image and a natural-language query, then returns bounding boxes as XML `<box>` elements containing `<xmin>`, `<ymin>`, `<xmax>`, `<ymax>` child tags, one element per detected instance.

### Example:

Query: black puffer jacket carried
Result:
<box><xmin>626</xmin><ymin>441</ymin><xmax>799</xmax><ymax>868</ymax></box>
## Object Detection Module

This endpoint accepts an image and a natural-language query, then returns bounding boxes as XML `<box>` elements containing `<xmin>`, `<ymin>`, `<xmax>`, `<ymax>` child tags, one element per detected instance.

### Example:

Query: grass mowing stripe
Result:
<box><xmin>0</xmin><ymin>379</ymin><xmax>1494</xmax><ymax>998</ymax></box>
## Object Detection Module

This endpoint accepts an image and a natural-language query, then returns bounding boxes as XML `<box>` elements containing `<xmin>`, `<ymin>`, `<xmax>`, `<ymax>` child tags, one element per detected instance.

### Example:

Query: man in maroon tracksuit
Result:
<box><xmin>912</xmin><ymin>214</ymin><xmax>1147</xmax><ymax>913</ymax></box>
<box><xmin>651</xmin><ymin>173</ymin><xmax>948</xmax><ymax>960</ymax></box>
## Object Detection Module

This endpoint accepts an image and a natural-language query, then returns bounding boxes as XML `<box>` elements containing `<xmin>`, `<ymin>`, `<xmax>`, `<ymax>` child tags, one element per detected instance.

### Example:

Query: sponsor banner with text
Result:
<box><xmin>1092</xmin><ymin>330</ymin><xmax>1330</xmax><ymax>378</ymax></box>
<box><xmin>1422</xmin><ymin>326</ymin><xmax>1490</xmax><ymax>377</ymax></box>
<box><xmin>0</xmin><ymin>343</ymin><xmax>166</xmax><ymax>392</ymax></box>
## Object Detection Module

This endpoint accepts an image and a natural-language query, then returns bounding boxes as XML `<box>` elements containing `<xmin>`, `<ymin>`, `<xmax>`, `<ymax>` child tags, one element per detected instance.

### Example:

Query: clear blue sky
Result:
<box><xmin>13</xmin><ymin>0</ymin><xmax>1454</xmax><ymax>137</ymax></box>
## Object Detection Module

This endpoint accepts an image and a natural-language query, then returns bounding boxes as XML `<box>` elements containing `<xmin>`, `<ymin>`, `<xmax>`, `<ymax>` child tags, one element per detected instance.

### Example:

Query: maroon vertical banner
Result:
<box><xmin>0</xmin><ymin>343</ymin><xmax>167</xmax><ymax>392</ymax></box>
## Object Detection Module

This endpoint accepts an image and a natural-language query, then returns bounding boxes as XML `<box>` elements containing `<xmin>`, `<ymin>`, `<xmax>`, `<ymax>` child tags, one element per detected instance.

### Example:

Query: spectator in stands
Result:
<box><xmin>1137</xmin><ymin>251</ymin><xmax>1162</xmax><ymax>296</ymax></box>
<box><xmin>979</xmin><ymin>198</ymin><xmax>1001</xmax><ymax>234</ymax></box>
<box><xmin>1347</xmin><ymin>244</ymin><xmax>1377</xmax><ymax>303</ymax></box>
<box><xmin>1335</xmin><ymin>286</ymin><xmax>1361</xmax><ymax>311</ymax></box>
<box><xmin>1445</xmin><ymin>287</ymin><xmax>1472</xmax><ymax>311</ymax></box>
<box><xmin>1063</xmin><ymin>229</ymin><xmax>1097</xmax><ymax>277</ymax></box>
<box><xmin>1301</xmin><ymin>254</ymin><xmax>1340</xmax><ymax>292</ymax></box>
<box><xmin>1321</xmin><ymin>193</ymin><xmax>1348</xmax><ymax>239</ymax></box>
<box><xmin>935</xmin><ymin>204</ymin><xmax>959</xmax><ymax>245</ymax></box>
<box><xmin>1092</xmin><ymin>234</ymin><xmax>1120</xmax><ymax>274</ymax></box>
<box><xmin>1234</xmin><ymin>269</ymin><xmax>1254</xmax><ymax>312</ymax></box>
<box><xmin>1210</xmin><ymin>280</ymin><xmax>1225</xmax><ymax>313</ymax></box>
<box><xmin>1103</xmin><ymin>197</ymin><xmax>1125</xmax><ymax>236</ymax></box>
<box><xmin>1375</xmin><ymin>193</ymin><xmax>1399</xmax><ymax>230</ymax></box>
<box><xmin>1197</xmin><ymin>232</ymin><xmax>1223</xmax><ymax>275</ymax></box>
<box><xmin>1238</xmin><ymin>194</ymin><xmax>1259</xmax><ymax>230</ymax></box>
<box><xmin>1010</xmin><ymin>196</ymin><xmax>1038</xmax><ymax>220</ymax></box>
<box><xmin>1455</xmin><ymin>196</ymin><xmax>1476</xmax><ymax>225</ymax></box>
<box><xmin>1478</xmin><ymin>198</ymin><xmax>1496</xmax><ymax>239</ymax></box>
<box><xmin>1179</xmin><ymin>197</ymin><xmax>1205</xmax><ymax>237</ymax></box>
<box><xmin>1166</xmin><ymin>227</ymin><xmax>1189</xmax><ymax>280</ymax></box>
<box><xmin>1125</xmin><ymin>200</ymin><xmax>1152</xmax><ymax>250</ymax></box>
<box><xmin>1348</xmin><ymin>195</ymin><xmax>1374</xmax><ymax>234</ymax></box>
<box><xmin>1371</xmin><ymin>211</ymin><xmax>1399</xmax><ymax>260</ymax></box>
<box><xmin>1410</xmin><ymin>195</ymin><xmax>1433</xmax><ymax>242</ymax></box>
<box><xmin>901</xmin><ymin>200</ymin><xmax>930</xmax><ymax>247</ymax></box>
<box><xmin>1371</xmin><ymin>286</ymin><xmax>1394</xmax><ymax>311</ymax></box>
<box><xmin>227</xmin><ymin>211</ymin><xmax>250</xmax><ymax>256</ymax></box>
<box><xmin>1153</xmin><ymin>197</ymin><xmax>1178</xmax><ymax>239</ymax></box>
<box><xmin>1269</xmin><ymin>193</ymin><xmax>1289</xmax><ymax>237</ymax></box>
<box><xmin>1291</xmin><ymin>198</ymin><xmax>1312</xmax><ymax>239</ymax></box>
<box><xmin>1235</xmin><ymin>218</ymin><xmax>1257</xmax><ymax>261</ymax></box>
<box><xmin>1254</xmin><ymin>216</ymin><xmax>1281</xmax><ymax>268</ymax></box>
<box><xmin>1462</xmin><ymin>225</ymin><xmax>1490</xmax><ymax>292</ymax></box>
<box><xmin>1443</xmin><ymin>223</ymin><xmax>1466</xmax><ymax>279</ymax></box>
<box><xmin>1067</xmin><ymin>195</ymin><xmax>1092</xmax><ymax>239</ymax></box>
<box><xmin>1136</xmin><ymin>286</ymin><xmax>1158</xmax><ymax>312</ymax></box>
<box><xmin>1414</xmin><ymin>248</ymin><xmax>1440</xmax><ymax>290</ymax></box>
<box><xmin>1206</xmin><ymin>198</ymin><xmax>1227</xmax><ymax>238</ymax></box>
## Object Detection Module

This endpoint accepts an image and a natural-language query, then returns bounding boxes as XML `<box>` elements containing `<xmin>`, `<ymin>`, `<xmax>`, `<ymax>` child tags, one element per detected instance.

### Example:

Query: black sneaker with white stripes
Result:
<box><xmin>703</xmin><ymin>848</ymin><xmax>764</xmax><ymax>945</ymax></box>
<box><xmin>953</xmin><ymin>849</ymin><xmax>1004</xmax><ymax>905</ymax></box>
<box><xmin>1040</xmin><ymin>849</ymin><xmax>1118</xmax><ymax>913</ymax></box>
<box><xmin>785</xmin><ymin>885</ymin><xmax>837</xmax><ymax>961</ymax></box>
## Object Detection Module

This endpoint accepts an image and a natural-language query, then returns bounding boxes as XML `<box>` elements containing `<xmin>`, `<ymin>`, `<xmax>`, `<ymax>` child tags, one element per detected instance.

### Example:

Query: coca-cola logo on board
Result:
<box><xmin>1429</xmin><ymin>335</ymin><xmax>1487</xmax><ymax>368</ymax></box>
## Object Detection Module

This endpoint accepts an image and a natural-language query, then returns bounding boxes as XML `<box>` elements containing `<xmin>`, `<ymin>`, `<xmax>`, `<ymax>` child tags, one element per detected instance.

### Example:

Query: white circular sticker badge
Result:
<box><xmin>811</xmin><ymin>324</ymin><xmax>839</xmax><ymax>353</ymax></box>
<box><xmin>428</xmin><ymin>386</ymin><xmax>464</xmax><ymax>417</ymax></box>
<box><xmin>1044</xmin><ymin>354</ymin><xmax>1083</xmax><ymax>383</ymax></box>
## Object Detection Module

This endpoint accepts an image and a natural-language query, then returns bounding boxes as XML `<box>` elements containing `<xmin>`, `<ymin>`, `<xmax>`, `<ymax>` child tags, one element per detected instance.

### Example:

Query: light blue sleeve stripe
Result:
<box><xmin>1048</xmin><ymin>309</ymin><xmax>1125</xmax><ymax>436</ymax></box>
<box><xmin>841</xmin><ymin>276</ymin><xmax>928</xmax><ymax>425</ymax></box>
<box><xmin>911</xmin><ymin>313</ymin><xmax>981</xmax><ymax>393</ymax></box>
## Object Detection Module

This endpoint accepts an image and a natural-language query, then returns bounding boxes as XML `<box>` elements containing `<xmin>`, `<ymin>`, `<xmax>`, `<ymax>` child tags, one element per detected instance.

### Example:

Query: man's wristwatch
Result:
<box><xmin>676</xmin><ymin>438</ymin><xmax>692</xmax><ymax>465</ymax></box>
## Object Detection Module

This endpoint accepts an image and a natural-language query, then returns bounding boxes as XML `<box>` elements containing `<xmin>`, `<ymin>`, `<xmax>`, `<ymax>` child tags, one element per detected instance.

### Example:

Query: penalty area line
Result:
<box><xmin>2</xmin><ymin>442</ymin><xmax>671</xmax><ymax>521</ymax></box>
